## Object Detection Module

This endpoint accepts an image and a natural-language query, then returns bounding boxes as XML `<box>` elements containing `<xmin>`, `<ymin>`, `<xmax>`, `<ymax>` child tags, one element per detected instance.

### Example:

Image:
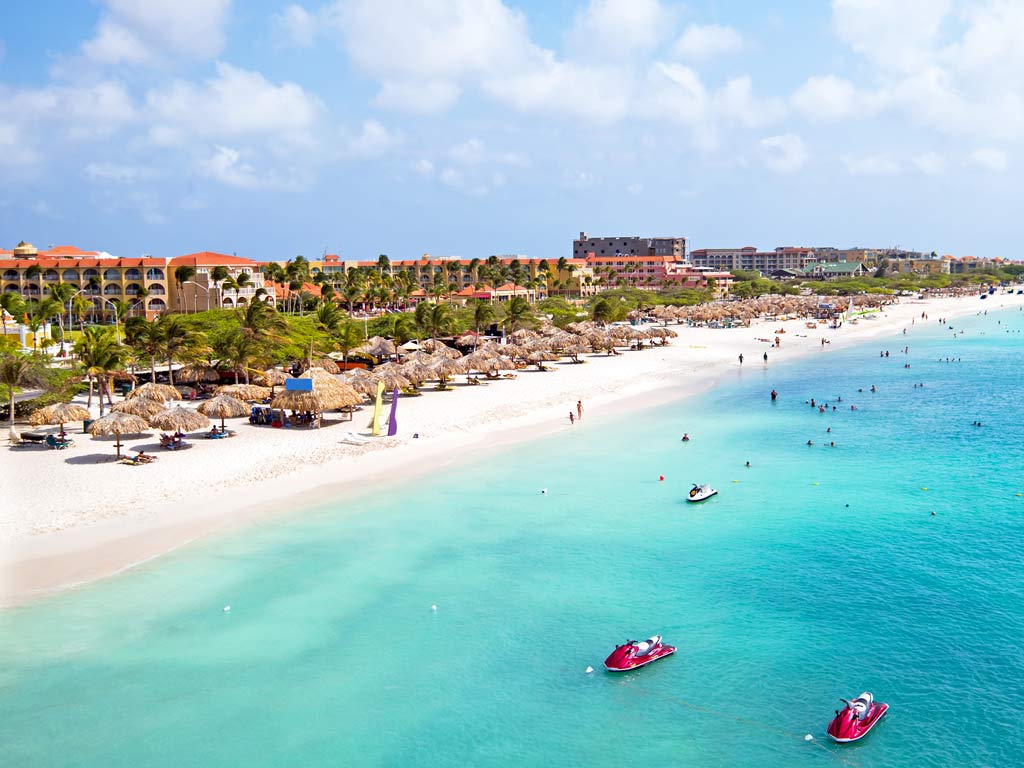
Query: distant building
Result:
<box><xmin>802</xmin><ymin>262</ymin><xmax>868</xmax><ymax>280</ymax></box>
<box><xmin>168</xmin><ymin>251</ymin><xmax>266</xmax><ymax>312</ymax></box>
<box><xmin>1</xmin><ymin>241</ymin><xmax>169</xmax><ymax>319</ymax></box>
<box><xmin>573</xmin><ymin>232</ymin><xmax>687</xmax><ymax>260</ymax></box>
<box><xmin>689</xmin><ymin>247</ymin><xmax>818</xmax><ymax>273</ymax></box>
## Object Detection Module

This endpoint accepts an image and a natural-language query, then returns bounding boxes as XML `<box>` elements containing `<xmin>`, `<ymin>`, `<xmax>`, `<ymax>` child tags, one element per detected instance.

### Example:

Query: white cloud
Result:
<box><xmin>84</xmin><ymin>162</ymin><xmax>155</xmax><ymax>183</ymax></box>
<box><xmin>672</xmin><ymin>23</ymin><xmax>742</xmax><ymax>60</ymax></box>
<box><xmin>791</xmin><ymin>75</ymin><xmax>862</xmax><ymax>121</ymax></box>
<box><xmin>626</xmin><ymin>183</ymin><xmax>644</xmax><ymax>195</ymax></box>
<box><xmin>569</xmin><ymin>0</ymin><xmax>672</xmax><ymax>55</ymax></box>
<box><xmin>0</xmin><ymin>125</ymin><xmax>38</xmax><ymax>166</ymax></box>
<box><xmin>912</xmin><ymin>152</ymin><xmax>945</xmax><ymax>175</ymax></box>
<box><xmin>202</xmin><ymin>146</ymin><xmax>262</xmax><ymax>188</ymax></box>
<box><xmin>345</xmin><ymin>120</ymin><xmax>401</xmax><ymax>157</ymax></box>
<box><xmin>832</xmin><ymin>0</ymin><xmax>952</xmax><ymax>74</ymax></box>
<box><xmin>484</xmin><ymin>57</ymin><xmax>631</xmax><ymax>122</ymax></box>
<box><xmin>273</xmin><ymin>4</ymin><xmax>316</xmax><ymax>47</ymax></box>
<box><xmin>760</xmin><ymin>134</ymin><xmax>808</xmax><ymax>173</ymax></box>
<box><xmin>412</xmin><ymin>159</ymin><xmax>435</xmax><ymax>174</ymax></box>
<box><xmin>82</xmin><ymin>0</ymin><xmax>232</xmax><ymax>65</ymax></box>
<box><xmin>374</xmin><ymin>80</ymin><xmax>462</xmax><ymax>113</ymax></box>
<box><xmin>969</xmin><ymin>148</ymin><xmax>1008</xmax><ymax>172</ymax></box>
<box><xmin>145</xmin><ymin>62</ymin><xmax>321</xmax><ymax>144</ymax></box>
<box><xmin>843</xmin><ymin>154</ymin><xmax>900</xmax><ymax>175</ymax></box>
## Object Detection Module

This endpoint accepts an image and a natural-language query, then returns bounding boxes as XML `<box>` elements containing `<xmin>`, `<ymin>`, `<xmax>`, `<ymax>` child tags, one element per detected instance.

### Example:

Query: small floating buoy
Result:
<box><xmin>731</xmin><ymin>479</ymin><xmax>740</xmax><ymax>483</ymax></box>
<box><xmin>812</xmin><ymin>482</ymin><xmax>820</xmax><ymax>486</ymax></box>
<box><xmin>585</xmin><ymin>666</ymin><xmax>593</xmax><ymax>674</ymax></box>
<box><xmin>931</xmin><ymin>511</ymin><xmax>936</xmax><ymax>516</ymax></box>
<box><xmin>659</xmin><ymin>475</ymin><xmax>664</xmax><ymax>482</ymax></box>
<box><xmin>804</xmin><ymin>734</ymin><xmax>814</xmax><ymax>742</ymax></box>
<box><xmin>222</xmin><ymin>605</ymin><xmax>231</xmax><ymax>613</ymax></box>
<box><xmin>1016</xmin><ymin>493</ymin><xmax>1022</xmax><ymax>497</ymax></box>
<box><xmin>541</xmin><ymin>488</ymin><xmax>547</xmax><ymax>495</ymax></box>
<box><xmin>431</xmin><ymin>604</ymin><xmax>438</xmax><ymax>612</ymax></box>
<box><xmin>921</xmin><ymin>486</ymin><xmax>928</xmax><ymax>491</ymax></box>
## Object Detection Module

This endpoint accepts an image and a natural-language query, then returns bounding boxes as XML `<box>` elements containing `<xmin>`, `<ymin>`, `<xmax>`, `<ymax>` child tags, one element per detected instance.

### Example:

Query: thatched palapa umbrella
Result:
<box><xmin>256</xmin><ymin>368</ymin><xmax>290</xmax><ymax>394</ymax></box>
<box><xmin>150</xmin><ymin>406</ymin><xmax>210</xmax><ymax>433</ymax></box>
<box><xmin>216</xmin><ymin>384</ymin><xmax>272</xmax><ymax>401</ymax></box>
<box><xmin>88</xmin><ymin>412</ymin><xmax>150</xmax><ymax>458</ymax></box>
<box><xmin>126</xmin><ymin>382</ymin><xmax>182</xmax><ymax>402</ymax></box>
<box><xmin>28</xmin><ymin>402</ymin><xmax>91</xmax><ymax>439</ymax></box>
<box><xmin>112</xmin><ymin>397</ymin><xmax>166</xmax><ymax>419</ymax></box>
<box><xmin>197</xmin><ymin>394</ymin><xmax>249</xmax><ymax>430</ymax></box>
<box><xmin>271</xmin><ymin>389</ymin><xmax>323</xmax><ymax>413</ymax></box>
<box><xmin>176</xmin><ymin>363</ymin><xmax>221</xmax><ymax>383</ymax></box>
<box><xmin>355</xmin><ymin>336</ymin><xmax>397</xmax><ymax>360</ymax></box>
<box><xmin>429</xmin><ymin>356</ymin><xmax>468</xmax><ymax>388</ymax></box>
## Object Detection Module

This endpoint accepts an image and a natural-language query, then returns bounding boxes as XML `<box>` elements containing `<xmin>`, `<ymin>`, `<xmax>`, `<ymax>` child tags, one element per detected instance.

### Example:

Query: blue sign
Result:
<box><xmin>285</xmin><ymin>378</ymin><xmax>313</xmax><ymax>391</ymax></box>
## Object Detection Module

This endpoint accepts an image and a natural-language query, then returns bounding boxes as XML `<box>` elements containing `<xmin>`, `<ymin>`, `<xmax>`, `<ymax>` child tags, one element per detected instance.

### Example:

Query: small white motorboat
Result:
<box><xmin>686</xmin><ymin>483</ymin><xmax>718</xmax><ymax>502</ymax></box>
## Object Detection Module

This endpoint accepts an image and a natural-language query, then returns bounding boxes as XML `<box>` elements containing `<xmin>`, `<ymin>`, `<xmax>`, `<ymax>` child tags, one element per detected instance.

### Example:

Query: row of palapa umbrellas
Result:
<box><xmin>27</xmin><ymin>324</ymin><xmax>675</xmax><ymax>457</ymax></box>
<box><xmin>26</xmin><ymin>368</ymin><xmax>364</xmax><ymax>458</ymax></box>
<box><xmin>647</xmin><ymin>294</ymin><xmax>895</xmax><ymax>324</ymax></box>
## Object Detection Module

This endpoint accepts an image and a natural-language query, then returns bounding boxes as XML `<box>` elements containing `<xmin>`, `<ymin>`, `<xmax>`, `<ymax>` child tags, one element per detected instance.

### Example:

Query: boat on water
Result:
<box><xmin>603</xmin><ymin>636</ymin><xmax>676</xmax><ymax>672</ymax></box>
<box><xmin>687</xmin><ymin>483</ymin><xmax>718</xmax><ymax>502</ymax></box>
<box><xmin>826</xmin><ymin>692</ymin><xmax>889</xmax><ymax>743</ymax></box>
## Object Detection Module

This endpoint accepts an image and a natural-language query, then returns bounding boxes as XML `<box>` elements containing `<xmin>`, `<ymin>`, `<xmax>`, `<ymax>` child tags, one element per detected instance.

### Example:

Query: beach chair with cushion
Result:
<box><xmin>20</xmin><ymin>432</ymin><xmax>47</xmax><ymax>445</ymax></box>
<box><xmin>45</xmin><ymin>434</ymin><xmax>73</xmax><ymax>449</ymax></box>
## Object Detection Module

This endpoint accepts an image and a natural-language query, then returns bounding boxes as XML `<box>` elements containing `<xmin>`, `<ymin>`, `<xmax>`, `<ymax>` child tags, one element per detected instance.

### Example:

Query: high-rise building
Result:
<box><xmin>573</xmin><ymin>232</ymin><xmax>687</xmax><ymax>260</ymax></box>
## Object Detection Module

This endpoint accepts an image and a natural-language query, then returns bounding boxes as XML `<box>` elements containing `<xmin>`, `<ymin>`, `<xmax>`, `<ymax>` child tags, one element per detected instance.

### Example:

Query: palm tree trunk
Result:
<box><xmin>150</xmin><ymin>354</ymin><xmax>156</xmax><ymax>383</ymax></box>
<box><xmin>97</xmin><ymin>377</ymin><xmax>107</xmax><ymax>416</ymax></box>
<box><xmin>8</xmin><ymin>389</ymin><xmax>14</xmax><ymax>430</ymax></box>
<box><xmin>167</xmin><ymin>356</ymin><xmax>175</xmax><ymax>386</ymax></box>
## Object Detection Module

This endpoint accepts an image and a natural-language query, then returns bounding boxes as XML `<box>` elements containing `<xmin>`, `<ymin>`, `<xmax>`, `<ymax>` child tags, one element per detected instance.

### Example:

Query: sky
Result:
<box><xmin>0</xmin><ymin>0</ymin><xmax>1022</xmax><ymax>261</ymax></box>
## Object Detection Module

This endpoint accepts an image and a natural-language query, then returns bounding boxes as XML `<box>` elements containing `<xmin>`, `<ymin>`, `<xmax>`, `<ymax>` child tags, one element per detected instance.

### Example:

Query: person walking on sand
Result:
<box><xmin>763</xmin><ymin>352</ymin><xmax>768</xmax><ymax>365</ymax></box>
<box><xmin>738</xmin><ymin>353</ymin><xmax>744</xmax><ymax>365</ymax></box>
<box><xmin>576</xmin><ymin>400</ymin><xmax>583</xmax><ymax>421</ymax></box>
<box><xmin>569</xmin><ymin>412</ymin><xmax>575</xmax><ymax>426</ymax></box>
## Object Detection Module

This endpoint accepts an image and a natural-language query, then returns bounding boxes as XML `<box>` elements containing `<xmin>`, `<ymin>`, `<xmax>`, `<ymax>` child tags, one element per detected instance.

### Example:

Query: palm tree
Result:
<box><xmin>234</xmin><ymin>271</ymin><xmax>252</xmax><ymax>301</ymax></box>
<box><xmin>314</xmin><ymin>300</ymin><xmax>343</xmax><ymax>335</ymax></box>
<box><xmin>72</xmin><ymin>293</ymin><xmax>92</xmax><ymax>330</ymax></box>
<box><xmin>1</xmin><ymin>292</ymin><xmax>25</xmax><ymax>342</ymax></box>
<box><xmin>24</xmin><ymin>264</ymin><xmax>42</xmax><ymax>299</ymax></box>
<box><xmin>47</xmin><ymin>282</ymin><xmax>77</xmax><ymax>354</ymax></box>
<box><xmin>210</xmin><ymin>266</ymin><xmax>230</xmax><ymax>309</ymax></box>
<box><xmin>328</xmin><ymin>320</ymin><xmax>361</xmax><ymax>371</ymax></box>
<box><xmin>124</xmin><ymin>315</ymin><xmax>163</xmax><ymax>383</ymax></box>
<box><xmin>424</xmin><ymin>302</ymin><xmax>454</xmax><ymax>341</ymax></box>
<box><xmin>0</xmin><ymin>351</ymin><xmax>51</xmax><ymax>429</ymax></box>
<box><xmin>157</xmin><ymin>314</ymin><xmax>206</xmax><ymax>386</ymax></box>
<box><xmin>238</xmin><ymin>299</ymin><xmax>286</xmax><ymax>344</ymax></box>
<box><xmin>24</xmin><ymin>298</ymin><xmax>60</xmax><ymax>351</ymax></box>
<box><xmin>74</xmin><ymin>326</ymin><xmax>126</xmax><ymax>415</ymax></box>
<box><xmin>173</xmin><ymin>265</ymin><xmax>196</xmax><ymax>313</ymax></box>
<box><xmin>215</xmin><ymin>329</ymin><xmax>261</xmax><ymax>384</ymax></box>
<box><xmin>377</xmin><ymin>254</ymin><xmax>391</xmax><ymax>277</ymax></box>
<box><xmin>471</xmin><ymin>299</ymin><xmax>494</xmax><ymax>350</ymax></box>
<box><xmin>502</xmin><ymin>296</ymin><xmax>532</xmax><ymax>339</ymax></box>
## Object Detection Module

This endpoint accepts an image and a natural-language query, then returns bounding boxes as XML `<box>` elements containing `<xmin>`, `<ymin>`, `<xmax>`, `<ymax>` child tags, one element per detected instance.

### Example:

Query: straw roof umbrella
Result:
<box><xmin>345</xmin><ymin>376</ymin><xmax>379</xmax><ymax>398</ymax></box>
<box><xmin>88</xmin><ymin>412</ymin><xmax>150</xmax><ymax>458</ymax></box>
<box><xmin>256</xmin><ymin>368</ymin><xmax>290</xmax><ymax>387</ymax></box>
<box><xmin>355</xmin><ymin>336</ymin><xmax>396</xmax><ymax>359</ymax></box>
<box><xmin>368</xmin><ymin>369</ymin><xmax>412</xmax><ymax>392</ymax></box>
<box><xmin>429</xmin><ymin>356</ymin><xmax>468</xmax><ymax>388</ymax></box>
<box><xmin>308</xmin><ymin>357</ymin><xmax>340</xmax><ymax>373</ymax></box>
<box><xmin>526</xmin><ymin>350</ymin><xmax>559</xmax><ymax>370</ymax></box>
<box><xmin>126</xmin><ymin>382</ymin><xmax>182</xmax><ymax>402</ymax></box>
<box><xmin>216</xmin><ymin>383</ymin><xmax>272</xmax><ymax>401</ymax></box>
<box><xmin>563</xmin><ymin>343</ymin><xmax>591</xmax><ymax>364</ymax></box>
<box><xmin>398</xmin><ymin>361</ymin><xmax>434</xmax><ymax>386</ymax></box>
<box><xmin>112</xmin><ymin>397</ymin><xmax>166</xmax><ymax>419</ymax></box>
<box><xmin>150</xmin><ymin>406</ymin><xmax>210</xmax><ymax>433</ymax></box>
<box><xmin>197</xmin><ymin>394</ymin><xmax>249</xmax><ymax>430</ymax></box>
<box><xmin>176</xmin><ymin>363</ymin><xmax>221</xmax><ymax>383</ymax></box>
<box><xmin>271</xmin><ymin>389</ymin><xmax>323</xmax><ymax>413</ymax></box>
<box><xmin>28</xmin><ymin>402</ymin><xmax>91</xmax><ymax>439</ymax></box>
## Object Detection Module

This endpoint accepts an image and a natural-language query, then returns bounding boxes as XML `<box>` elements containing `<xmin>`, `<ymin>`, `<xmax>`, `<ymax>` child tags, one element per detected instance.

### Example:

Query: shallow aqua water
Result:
<box><xmin>3</xmin><ymin>306</ymin><xmax>1024</xmax><ymax>767</ymax></box>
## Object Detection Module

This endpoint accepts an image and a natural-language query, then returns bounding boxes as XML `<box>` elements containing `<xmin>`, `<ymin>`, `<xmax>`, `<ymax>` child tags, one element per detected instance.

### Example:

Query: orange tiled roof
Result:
<box><xmin>170</xmin><ymin>251</ymin><xmax>258</xmax><ymax>267</ymax></box>
<box><xmin>0</xmin><ymin>257</ymin><xmax>165</xmax><ymax>269</ymax></box>
<box><xmin>41</xmin><ymin>245</ymin><xmax>100</xmax><ymax>257</ymax></box>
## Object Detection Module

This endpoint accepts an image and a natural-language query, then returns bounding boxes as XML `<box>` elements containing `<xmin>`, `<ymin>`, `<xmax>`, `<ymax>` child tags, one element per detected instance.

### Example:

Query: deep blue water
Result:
<box><xmin>2</xmin><ymin>305</ymin><xmax>1023</xmax><ymax>767</ymax></box>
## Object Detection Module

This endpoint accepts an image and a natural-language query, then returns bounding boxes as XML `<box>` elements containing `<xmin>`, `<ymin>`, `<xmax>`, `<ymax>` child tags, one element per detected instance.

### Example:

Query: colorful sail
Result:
<box><xmin>371</xmin><ymin>380</ymin><xmax>385</xmax><ymax>436</ymax></box>
<box><xmin>387</xmin><ymin>387</ymin><xmax>399</xmax><ymax>436</ymax></box>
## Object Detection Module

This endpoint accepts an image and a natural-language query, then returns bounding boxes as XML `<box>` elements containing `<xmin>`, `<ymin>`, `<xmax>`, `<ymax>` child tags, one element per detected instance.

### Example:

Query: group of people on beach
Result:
<box><xmin>568</xmin><ymin>400</ymin><xmax>583</xmax><ymax>425</ymax></box>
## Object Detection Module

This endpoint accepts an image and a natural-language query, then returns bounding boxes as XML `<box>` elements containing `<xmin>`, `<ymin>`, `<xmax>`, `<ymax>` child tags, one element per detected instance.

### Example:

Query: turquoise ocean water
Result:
<box><xmin>2</xmin><ymin>306</ymin><xmax>1024</xmax><ymax>767</ymax></box>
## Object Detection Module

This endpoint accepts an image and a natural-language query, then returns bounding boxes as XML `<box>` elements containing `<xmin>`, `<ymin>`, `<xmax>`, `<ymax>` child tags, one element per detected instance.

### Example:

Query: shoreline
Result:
<box><xmin>3</xmin><ymin>292</ymin><xmax>1021</xmax><ymax>608</ymax></box>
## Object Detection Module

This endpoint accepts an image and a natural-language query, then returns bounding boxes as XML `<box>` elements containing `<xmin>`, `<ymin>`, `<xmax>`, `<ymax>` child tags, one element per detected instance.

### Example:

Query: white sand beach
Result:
<box><xmin>2</xmin><ymin>292</ymin><xmax>1021</xmax><ymax>605</ymax></box>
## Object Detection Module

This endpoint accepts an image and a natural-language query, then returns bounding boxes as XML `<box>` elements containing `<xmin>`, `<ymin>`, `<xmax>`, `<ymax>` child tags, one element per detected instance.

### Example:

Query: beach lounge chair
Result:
<box><xmin>20</xmin><ymin>432</ymin><xmax>47</xmax><ymax>445</ymax></box>
<box><xmin>45</xmin><ymin>434</ymin><xmax>73</xmax><ymax>449</ymax></box>
<box><xmin>8</xmin><ymin>429</ymin><xmax>31</xmax><ymax>448</ymax></box>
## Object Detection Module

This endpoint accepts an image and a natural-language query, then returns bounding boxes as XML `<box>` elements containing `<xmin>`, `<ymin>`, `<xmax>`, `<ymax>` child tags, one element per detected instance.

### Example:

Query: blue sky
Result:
<box><xmin>0</xmin><ymin>1</ymin><xmax>1021</xmax><ymax>261</ymax></box>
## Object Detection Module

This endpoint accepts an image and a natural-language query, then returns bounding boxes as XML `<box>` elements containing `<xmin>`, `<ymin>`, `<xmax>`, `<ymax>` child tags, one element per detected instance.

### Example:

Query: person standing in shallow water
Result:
<box><xmin>576</xmin><ymin>400</ymin><xmax>583</xmax><ymax>421</ymax></box>
<box><xmin>738</xmin><ymin>353</ymin><xmax>744</xmax><ymax>365</ymax></box>
<box><xmin>569</xmin><ymin>412</ymin><xmax>574</xmax><ymax>426</ymax></box>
